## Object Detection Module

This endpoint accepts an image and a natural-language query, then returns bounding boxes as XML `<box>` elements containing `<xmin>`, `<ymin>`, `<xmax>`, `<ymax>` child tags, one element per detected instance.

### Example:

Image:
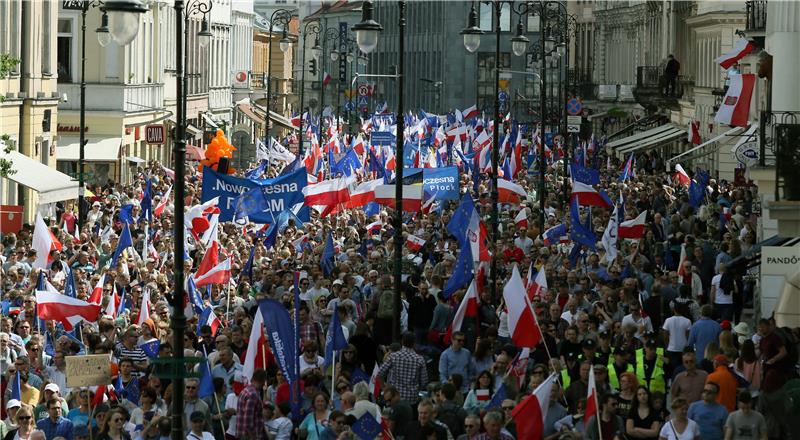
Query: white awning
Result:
<box><xmin>0</xmin><ymin>149</ymin><xmax>79</xmax><ymax>203</ymax></box>
<box><xmin>56</xmin><ymin>137</ymin><xmax>121</xmax><ymax>162</ymax></box>
<box><xmin>607</xmin><ymin>124</ymin><xmax>677</xmax><ymax>150</ymax></box>
<box><xmin>617</xmin><ymin>125</ymin><xmax>685</xmax><ymax>155</ymax></box>
<box><xmin>202</xmin><ymin>113</ymin><xmax>219</xmax><ymax>129</ymax></box>
<box><xmin>667</xmin><ymin>126</ymin><xmax>745</xmax><ymax>164</ymax></box>
<box><xmin>186</xmin><ymin>124</ymin><xmax>202</xmax><ymax>137</ymax></box>
<box><xmin>126</xmin><ymin>156</ymin><xmax>146</xmax><ymax>163</ymax></box>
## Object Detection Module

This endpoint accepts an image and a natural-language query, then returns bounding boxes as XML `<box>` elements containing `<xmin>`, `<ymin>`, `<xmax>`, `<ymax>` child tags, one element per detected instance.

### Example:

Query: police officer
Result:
<box><xmin>635</xmin><ymin>339</ymin><xmax>666</xmax><ymax>393</ymax></box>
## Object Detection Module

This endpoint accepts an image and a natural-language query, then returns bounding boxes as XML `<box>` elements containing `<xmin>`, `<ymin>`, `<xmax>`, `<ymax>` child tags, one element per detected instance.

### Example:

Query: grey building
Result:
<box><xmin>366</xmin><ymin>1</ymin><xmax>542</xmax><ymax>116</ymax></box>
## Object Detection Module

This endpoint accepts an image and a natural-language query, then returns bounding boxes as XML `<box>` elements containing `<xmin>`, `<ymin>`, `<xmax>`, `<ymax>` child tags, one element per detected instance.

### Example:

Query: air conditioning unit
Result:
<box><xmin>232</xmin><ymin>70</ymin><xmax>249</xmax><ymax>89</ymax></box>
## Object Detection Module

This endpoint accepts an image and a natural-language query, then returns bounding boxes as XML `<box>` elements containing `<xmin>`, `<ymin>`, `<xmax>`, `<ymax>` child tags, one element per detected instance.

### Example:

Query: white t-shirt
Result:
<box><xmin>561</xmin><ymin>309</ymin><xmax>578</xmax><ymax>325</ymax></box>
<box><xmin>299</xmin><ymin>354</ymin><xmax>325</xmax><ymax>374</ymax></box>
<box><xmin>712</xmin><ymin>274</ymin><xmax>733</xmax><ymax>305</ymax></box>
<box><xmin>224</xmin><ymin>393</ymin><xmax>238</xmax><ymax>437</ymax></box>
<box><xmin>658</xmin><ymin>419</ymin><xmax>700</xmax><ymax>440</ymax></box>
<box><xmin>662</xmin><ymin>315</ymin><xmax>692</xmax><ymax>352</ymax></box>
<box><xmin>266</xmin><ymin>416</ymin><xmax>293</xmax><ymax>440</ymax></box>
<box><xmin>621</xmin><ymin>314</ymin><xmax>654</xmax><ymax>340</ymax></box>
<box><xmin>186</xmin><ymin>431</ymin><xmax>215</xmax><ymax>440</ymax></box>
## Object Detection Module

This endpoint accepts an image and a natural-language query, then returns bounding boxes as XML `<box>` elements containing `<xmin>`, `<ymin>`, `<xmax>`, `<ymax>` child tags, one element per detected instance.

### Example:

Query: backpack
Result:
<box><xmin>436</xmin><ymin>402</ymin><xmax>465</xmax><ymax>438</ymax></box>
<box><xmin>378</xmin><ymin>291</ymin><xmax>395</xmax><ymax>319</ymax></box>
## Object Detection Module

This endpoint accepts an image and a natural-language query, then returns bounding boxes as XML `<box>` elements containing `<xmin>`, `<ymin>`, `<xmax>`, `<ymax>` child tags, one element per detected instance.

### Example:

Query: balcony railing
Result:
<box><xmin>761</xmin><ymin>110</ymin><xmax>800</xmax><ymax>201</ymax></box>
<box><xmin>635</xmin><ymin>66</ymin><xmax>684</xmax><ymax>100</ymax></box>
<box><xmin>745</xmin><ymin>1</ymin><xmax>767</xmax><ymax>33</ymax></box>
<box><xmin>57</xmin><ymin>83</ymin><xmax>164</xmax><ymax>113</ymax></box>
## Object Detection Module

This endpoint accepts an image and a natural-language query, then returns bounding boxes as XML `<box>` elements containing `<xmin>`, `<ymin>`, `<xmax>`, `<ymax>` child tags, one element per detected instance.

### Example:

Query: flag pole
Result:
<box><xmin>330</xmin><ymin>350</ymin><xmax>337</xmax><ymax>399</ymax></box>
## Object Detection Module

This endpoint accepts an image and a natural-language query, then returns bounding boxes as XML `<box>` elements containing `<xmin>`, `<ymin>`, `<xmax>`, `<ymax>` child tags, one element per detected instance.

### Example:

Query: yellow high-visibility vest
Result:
<box><xmin>635</xmin><ymin>348</ymin><xmax>665</xmax><ymax>393</ymax></box>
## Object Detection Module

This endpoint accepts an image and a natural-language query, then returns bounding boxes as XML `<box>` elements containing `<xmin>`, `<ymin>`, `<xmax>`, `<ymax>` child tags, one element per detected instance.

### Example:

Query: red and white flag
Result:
<box><xmin>304</xmin><ymin>177</ymin><xmax>351</xmax><ymax>208</ymax></box>
<box><xmin>322</xmin><ymin>72</ymin><xmax>332</xmax><ymax>87</ymax></box>
<box><xmin>200</xmin><ymin>307</ymin><xmax>222</xmax><ymax>335</ymax></box>
<box><xmin>406</xmin><ymin>235</ymin><xmax>426</xmax><ymax>252</ymax></box>
<box><xmin>714</xmin><ymin>73</ymin><xmax>756</xmax><ymax>127</ymax></box>
<box><xmin>715</xmin><ymin>39</ymin><xmax>755</xmax><ymax>69</ymax></box>
<box><xmin>32</xmin><ymin>214</ymin><xmax>62</xmax><ymax>269</ymax></box>
<box><xmin>514</xmin><ymin>209</ymin><xmax>528</xmax><ymax>229</ymax></box>
<box><xmin>446</xmin><ymin>280</ymin><xmax>479</xmax><ymax>344</ymax></box>
<box><xmin>688</xmin><ymin>121</ymin><xmax>701</xmax><ymax>145</ymax></box>
<box><xmin>89</xmin><ymin>275</ymin><xmax>105</xmax><ymax>305</ymax></box>
<box><xmin>104</xmin><ymin>285</ymin><xmax>120</xmax><ymax>318</ymax></box>
<box><xmin>366</xmin><ymin>220</ymin><xmax>382</xmax><ymax>235</ymax></box>
<box><xmin>584</xmin><ymin>366</ymin><xmax>598</xmax><ymax>425</ymax></box>
<box><xmin>369</xmin><ymin>363</ymin><xmax>382</xmax><ymax>398</ymax></box>
<box><xmin>154</xmin><ymin>185</ymin><xmax>172</xmax><ymax>217</ymax></box>
<box><xmin>136</xmin><ymin>288</ymin><xmax>151</xmax><ymax>326</ymax></box>
<box><xmin>673</xmin><ymin>163</ymin><xmax>691</xmax><ymax>186</ymax></box>
<box><xmin>193</xmin><ymin>258</ymin><xmax>232</xmax><ymax>288</ymax></box>
<box><xmin>36</xmin><ymin>290</ymin><xmax>102</xmax><ymax>331</ymax></box>
<box><xmin>511</xmin><ymin>374</ymin><xmax>557</xmax><ymax>440</ymax></box>
<box><xmin>462</xmin><ymin>105</ymin><xmax>478</xmax><ymax>121</ymax></box>
<box><xmin>503</xmin><ymin>265</ymin><xmax>543</xmax><ymax>348</ymax></box>
<box><xmin>497</xmin><ymin>179</ymin><xmax>527</xmax><ymax>204</ymax></box>
<box><xmin>241</xmin><ymin>309</ymin><xmax>273</xmax><ymax>382</ymax></box>
<box><xmin>346</xmin><ymin>178</ymin><xmax>383</xmax><ymax>208</ymax></box>
<box><xmin>677</xmin><ymin>244</ymin><xmax>689</xmax><ymax>277</ymax></box>
<box><xmin>619</xmin><ymin>211</ymin><xmax>648</xmax><ymax>239</ymax></box>
<box><xmin>374</xmin><ymin>184</ymin><xmax>423</xmax><ymax>212</ymax></box>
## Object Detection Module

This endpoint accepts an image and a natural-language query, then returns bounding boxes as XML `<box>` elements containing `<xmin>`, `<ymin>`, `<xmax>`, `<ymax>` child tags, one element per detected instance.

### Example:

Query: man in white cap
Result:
<box><xmin>2</xmin><ymin>399</ymin><xmax>21</xmax><ymax>439</ymax></box>
<box><xmin>33</xmin><ymin>383</ymin><xmax>69</xmax><ymax>421</ymax></box>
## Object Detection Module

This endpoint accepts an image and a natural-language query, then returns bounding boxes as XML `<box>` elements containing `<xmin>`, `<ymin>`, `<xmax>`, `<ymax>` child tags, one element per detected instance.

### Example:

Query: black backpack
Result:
<box><xmin>436</xmin><ymin>402</ymin><xmax>466</xmax><ymax>438</ymax></box>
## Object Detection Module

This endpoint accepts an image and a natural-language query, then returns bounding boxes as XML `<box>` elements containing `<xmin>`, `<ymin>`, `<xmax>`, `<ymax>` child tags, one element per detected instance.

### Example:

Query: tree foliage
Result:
<box><xmin>0</xmin><ymin>53</ymin><xmax>20</xmax><ymax>178</ymax></box>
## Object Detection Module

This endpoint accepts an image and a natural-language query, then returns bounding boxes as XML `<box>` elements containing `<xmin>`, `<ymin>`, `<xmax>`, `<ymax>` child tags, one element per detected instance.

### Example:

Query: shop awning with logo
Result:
<box><xmin>56</xmin><ymin>137</ymin><xmax>122</xmax><ymax>162</ymax></box>
<box><xmin>667</xmin><ymin>126</ymin><xmax>746</xmax><ymax>165</ymax></box>
<box><xmin>615</xmin><ymin>124</ymin><xmax>685</xmax><ymax>155</ymax></box>
<box><xmin>0</xmin><ymin>149</ymin><xmax>79</xmax><ymax>203</ymax></box>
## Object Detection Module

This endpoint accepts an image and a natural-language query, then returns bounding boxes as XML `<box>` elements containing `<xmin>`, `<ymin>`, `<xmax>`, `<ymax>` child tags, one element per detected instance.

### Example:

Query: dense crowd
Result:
<box><xmin>1</xmin><ymin>126</ymin><xmax>799</xmax><ymax>440</ymax></box>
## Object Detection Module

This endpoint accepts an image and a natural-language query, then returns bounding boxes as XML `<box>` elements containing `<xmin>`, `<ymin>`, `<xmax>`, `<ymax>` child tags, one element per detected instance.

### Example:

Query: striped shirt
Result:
<box><xmin>115</xmin><ymin>342</ymin><xmax>150</xmax><ymax>377</ymax></box>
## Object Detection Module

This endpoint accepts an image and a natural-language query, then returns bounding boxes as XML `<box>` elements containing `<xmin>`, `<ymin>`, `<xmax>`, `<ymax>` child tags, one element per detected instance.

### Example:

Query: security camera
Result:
<box><xmin>61</xmin><ymin>93</ymin><xmax>69</xmax><ymax>103</ymax></box>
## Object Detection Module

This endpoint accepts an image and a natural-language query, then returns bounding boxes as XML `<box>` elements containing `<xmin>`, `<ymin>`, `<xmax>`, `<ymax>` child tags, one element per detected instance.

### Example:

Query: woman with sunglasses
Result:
<box><xmin>95</xmin><ymin>408</ymin><xmax>131</xmax><ymax>440</ymax></box>
<box><xmin>3</xmin><ymin>403</ymin><xmax>35</xmax><ymax>440</ymax></box>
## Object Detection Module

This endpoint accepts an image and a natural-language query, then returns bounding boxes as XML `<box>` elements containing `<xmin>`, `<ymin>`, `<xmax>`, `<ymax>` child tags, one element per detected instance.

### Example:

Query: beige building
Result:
<box><xmin>1</xmin><ymin>0</ymin><xmax>77</xmax><ymax>222</ymax></box>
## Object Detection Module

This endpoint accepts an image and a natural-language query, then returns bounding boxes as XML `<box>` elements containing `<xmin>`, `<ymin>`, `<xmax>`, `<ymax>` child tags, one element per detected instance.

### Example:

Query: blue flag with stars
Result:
<box><xmin>10</xmin><ymin>371</ymin><xmax>21</xmax><ymax>401</ymax></box>
<box><xmin>139</xmin><ymin>338</ymin><xmax>161</xmax><ymax>359</ymax></box>
<box><xmin>351</xmin><ymin>413</ymin><xmax>382</xmax><ymax>440</ymax></box>
<box><xmin>110</xmin><ymin>222</ymin><xmax>134</xmax><ymax>269</ymax></box>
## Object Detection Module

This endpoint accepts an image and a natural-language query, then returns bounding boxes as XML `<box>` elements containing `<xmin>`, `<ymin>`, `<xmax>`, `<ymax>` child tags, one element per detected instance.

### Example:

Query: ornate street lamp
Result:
<box><xmin>103</xmin><ymin>0</ymin><xmax>148</xmax><ymax>45</ymax></box>
<box><xmin>460</xmin><ymin>2</ymin><xmax>484</xmax><ymax>53</ymax></box>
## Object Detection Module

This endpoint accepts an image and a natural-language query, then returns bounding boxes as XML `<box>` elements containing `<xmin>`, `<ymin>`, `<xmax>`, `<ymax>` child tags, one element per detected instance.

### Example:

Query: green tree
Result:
<box><xmin>0</xmin><ymin>53</ymin><xmax>21</xmax><ymax>177</ymax></box>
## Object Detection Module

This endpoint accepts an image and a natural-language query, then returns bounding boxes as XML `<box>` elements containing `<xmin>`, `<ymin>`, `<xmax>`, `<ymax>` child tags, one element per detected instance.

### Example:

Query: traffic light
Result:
<box><xmin>309</xmin><ymin>59</ymin><xmax>317</xmax><ymax>76</ymax></box>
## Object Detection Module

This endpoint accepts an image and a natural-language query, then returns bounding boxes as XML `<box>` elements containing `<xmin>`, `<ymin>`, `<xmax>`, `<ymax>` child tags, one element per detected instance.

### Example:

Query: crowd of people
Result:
<box><xmin>1</xmin><ymin>121</ymin><xmax>799</xmax><ymax>440</ymax></box>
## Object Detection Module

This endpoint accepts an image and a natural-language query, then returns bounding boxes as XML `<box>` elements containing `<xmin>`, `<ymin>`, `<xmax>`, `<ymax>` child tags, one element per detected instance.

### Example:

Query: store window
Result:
<box><xmin>57</xmin><ymin>19</ymin><xmax>73</xmax><ymax>82</ymax></box>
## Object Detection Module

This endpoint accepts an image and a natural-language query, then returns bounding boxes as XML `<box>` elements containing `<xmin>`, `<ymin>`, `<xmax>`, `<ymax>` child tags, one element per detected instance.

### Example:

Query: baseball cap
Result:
<box><xmin>582</xmin><ymin>339</ymin><xmax>597</xmax><ymax>349</ymax></box>
<box><xmin>190</xmin><ymin>411</ymin><xmax>205</xmax><ymax>422</ymax></box>
<box><xmin>645</xmin><ymin>339</ymin><xmax>658</xmax><ymax>349</ymax></box>
<box><xmin>714</xmin><ymin>354</ymin><xmax>730</xmax><ymax>365</ymax></box>
<box><xmin>6</xmin><ymin>399</ymin><xmax>21</xmax><ymax>410</ymax></box>
<box><xmin>44</xmin><ymin>383</ymin><xmax>60</xmax><ymax>393</ymax></box>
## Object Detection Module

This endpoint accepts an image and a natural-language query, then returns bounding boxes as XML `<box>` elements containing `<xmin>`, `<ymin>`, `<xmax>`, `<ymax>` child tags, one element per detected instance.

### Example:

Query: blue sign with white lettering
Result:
<box><xmin>370</xmin><ymin>131</ymin><xmax>395</xmax><ymax>148</ymax></box>
<box><xmin>406</xmin><ymin>166</ymin><xmax>460</xmax><ymax>201</ymax></box>
<box><xmin>201</xmin><ymin>167</ymin><xmax>309</xmax><ymax>224</ymax></box>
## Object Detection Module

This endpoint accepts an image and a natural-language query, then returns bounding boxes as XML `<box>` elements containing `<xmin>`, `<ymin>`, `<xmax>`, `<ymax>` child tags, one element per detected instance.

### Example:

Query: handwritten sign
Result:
<box><xmin>66</xmin><ymin>354</ymin><xmax>111</xmax><ymax>388</ymax></box>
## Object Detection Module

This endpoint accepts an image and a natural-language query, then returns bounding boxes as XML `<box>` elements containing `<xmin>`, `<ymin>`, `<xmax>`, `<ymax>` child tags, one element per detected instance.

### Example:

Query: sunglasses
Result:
<box><xmin>465</xmin><ymin>424</ymin><xmax>477</xmax><ymax>428</ymax></box>
<box><xmin>18</xmin><ymin>416</ymin><xmax>32</xmax><ymax>421</ymax></box>
<box><xmin>186</xmin><ymin>386</ymin><xmax>197</xmax><ymax>390</ymax></box>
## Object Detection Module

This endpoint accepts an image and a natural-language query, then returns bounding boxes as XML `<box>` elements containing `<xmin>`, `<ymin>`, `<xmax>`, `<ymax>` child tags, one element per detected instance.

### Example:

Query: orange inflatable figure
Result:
<box><xmin>198</xmin><ymin>129</ymin><xmax>237</xmax><ymax>174</ymax></box>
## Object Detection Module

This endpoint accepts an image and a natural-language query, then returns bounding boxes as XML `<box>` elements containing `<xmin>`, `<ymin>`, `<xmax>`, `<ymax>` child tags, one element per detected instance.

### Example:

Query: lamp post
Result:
<box><xmin>264</xmin><ymin>9</ymin><xmax>294</xmax><ymax>141</ymax></box>
<box><xmin>317</xmin><ymin>27</ymin><xmax>339</xmax><ymax>147</ymax></box>
<box><xmin>170</xmin><ymin>2</ymin><xmax>214</xmax><ymax>440</ymax></box>
<box><xmin>76</xmin><ymin>0</ymin><xmax>144</xmax><ymax>230</ymax></box>
<box><xmin>353</xmin><ymin>0</ymin><xmax>401</xmax><ymax>341</ymax></box>
<box><xmin>297</xmin><ymin>20</ymin><xmax>320</xmax><ymax>158</ymax></box>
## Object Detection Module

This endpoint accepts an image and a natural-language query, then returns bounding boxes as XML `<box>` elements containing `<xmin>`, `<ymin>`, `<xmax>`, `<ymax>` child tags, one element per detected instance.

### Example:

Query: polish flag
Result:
<box><xmin>714</xmin><ymin>74</ymin><xmax>756</xmax><ymax>127</ymax></box>
<box><xmin>676</xmin><ymin>244</ymin><xmax>689</xmax><ymax>277</ymax></box>
<box><xmin>154</xmin><ymin>185</ymin><xmax>172</xmax><ymax>217</ymax></box>
<box><xmin>715</xmin><ymin>39</ymin><xmax>755</xmax><ymax>69</ymax></box>
<box><xmin>198</xmin><ymin>306</ymin><xmax>222</xmax><ymax>336</ymax></box>
<box><xmin>511</xmin><ymin>130</ymin><xmax>523</xmax><ymax>178</ymax></box>
<box><xmin>184</xmin><ymin>197</ymin><xmax>220</xmax><ymax>232</ymax></box>
<box><xmin>36</xmin><ymin>290</ymin><xmax>102</xmax><ymax>331</ymax></box>
<box><xmin>673</xmin><ymin>163</ymin><xmax>691</xmax><ymax>186</ymax></box>
<box><xmin>503</xmin><ymin>265</ymin><xmax>543</xmax><ymax>348</ymax></box>
<box><xmin>688</xmin><ymin>121</ymin><xmax>701</xmax><ymax>145</ymax></box>
<box><xmin>88</xmin><ymin>275</ymin><xmax>105</xmax><ymax>305</ymax></box>
<box><xmin>193</xmin><ymin>258</ymin><xmax>232</xmax><ymax>288</ymax></box>
<box><xmin>322</xmin><ymin>72</ymin><xmax>332</xmax><ymax>87</ymax></box>
<box><xmin>511</xmin><ymin>374</ymin><xmax>557</xmax><ymax>440</ymax></box>
<box><xmin>194</xmin><ymin>240</ymin><xmax>220</xmax><ymax>280</ymax></box>
<box><xmin>366</xmin><ymin>220</ymin><xmax>382</xmax><ymax>235</ymax></box>
<box><xmin>346</xmin><ymin>178</ymin><xmax>383</xmax><ymax>208</ymax></box>
<box><xmin>369</xmin><ymin>363</ymin><xmax>382</xmax><ymax>398</ymax></box>
<box><xmin>374</xmin><ymin>184</ymin><xmax>423</xmax><ymax>212</ymax></box>
<box><xmin>497</xmin><ymin>179</ymin><xmax>527</xmax><ymax>204</ymax></box>
<box><xmin>526</xmin><ymin>267</ymin><xmax>547</xmax><ymax>301</ymax></box>
<box><xmin>584</xmin><ymin>366</ymin><xmax>598</xmax><ymax>425</ymax></box>
<box><xmin>32</xmin><ymin>214</ymin><xmax>62</xmax><ymax>269</ymax></box>
<box><xmin>618</xmin><ymin>211</ymin><xmax>648</xmax><ymax>239</ymax></box>
<box><xmin>241</xmin><ymin>309</ymin><xmax>274</xmax><ymax>381</ymax></box>
<box><xmin>476</xmin><ymin>389</ymin><xmax>491</xmax><ymax>401</ymax></box>
<box><xmin>462</xmin><ymin>105</ymin><xmax>479</xmax><ymax>120</ymax></box>
<box><xmin>474</xmin><ymin>129</ymin><xmax>491</xmax><ymax>150</ymax></box>
<box><xmin>382</xmin><ymin>145</ymin><xmax>396</xmax><ymax>171</ymax></box>
<box><xmin>406</xmin><ymin>235</ymin><xmax>426</xmax><ymax>252</ymax></box>
<box><xmin>135</xmin><ymin>289</ymin><xmax>151</xmax><ymax>325</ymax></box>
<box><xmin>303</xmin><ymin>177</ymin><xmax>351</xmax><ymax>207</ymax></box>
<box><xmin>514</xmin><ymin>209</ymin><xmax>528</xmax><ymax>229</ymax></box>
<box><xmin>291</xmin><ymin>114</ymin><xmax>302</xmax><ymax>128</ymax></box>
<box><xmin>446</xmin><ymin>280</ymin><xmax>480</xmax><ymax>344</ymax></box>
<box><xmin>570</xmin><ymin>181</ymin><xmax>613</xmax><ymax>208</ymax></box>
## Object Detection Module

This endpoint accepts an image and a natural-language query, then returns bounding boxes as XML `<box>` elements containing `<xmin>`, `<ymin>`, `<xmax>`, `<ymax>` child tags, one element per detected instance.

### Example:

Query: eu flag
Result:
<box><xmin>351</xmin><ymin>413</ymin><xmax>382</xmax><ymax>440</ymax></box>
<box><xmin>321</xmin><ymin>232</ymin><xmax>335</xmax><ymax>277</ymax></box>
<box><xmin>442</xmin><ymin>244</ymin><xmax>473</xmax><ymax>299</ymax></box>
<box><xmin>324</xmin><ymin>304</ymin><xmax>348</xmax><ymax>368</ymax></box>
<box><xmin>110</xmin><ymin>222</ymin><xmax>134</xmax><ymax>269</ymax></box>
<box><xmin>570</xmin><ymin>164</ymin><xmax>600</xmax><ymax>185</ymax></box>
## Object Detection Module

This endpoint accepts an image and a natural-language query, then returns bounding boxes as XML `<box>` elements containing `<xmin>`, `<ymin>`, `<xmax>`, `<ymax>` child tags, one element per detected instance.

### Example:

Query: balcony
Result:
<box><xmin>745</xmin><ymin>1</ymin><xmax>767</xmax><ymax>34</ymax></box>
<box><xmin>761</xmin><ymin>110</ymin><xmax>800</xmax><ymax>201</ymax></box>
<box><xmin>568</xmin><ymin>68</ymin><xmax>596</xmax><ymax>100</ymax></box>
<box><xmin>634</xmin><ymin>66</ymin><xmax>683</xmax><ymax>111</ymax></box>
<box><xmin>57</xmin><ymin>83</ymin><xmax>164</xmax><ymax>113</ymax></box>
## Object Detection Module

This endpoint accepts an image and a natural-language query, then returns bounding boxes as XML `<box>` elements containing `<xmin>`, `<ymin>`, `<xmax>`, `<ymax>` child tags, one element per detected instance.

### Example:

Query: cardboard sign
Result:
<box><xmin>66</xmin><ymin>354</ymin><xmax>111</xmax><ymax>388</ymax></box>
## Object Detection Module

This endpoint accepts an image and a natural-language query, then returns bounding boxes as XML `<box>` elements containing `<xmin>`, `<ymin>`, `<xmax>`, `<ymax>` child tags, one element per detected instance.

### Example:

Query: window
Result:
<box><xmin>480</xmin><ymin>3</ymin><xmax>512</xmax><ymax>32</ymax></box>
<box><xmin>477</xmin><ymin>52</ymin><xmax>510</xmax><ymax>111</ymax></box>
<box><xmin>57</xmin><ymin>19</ymin><xmax>72</xmax><ymax>82</ymax></box>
